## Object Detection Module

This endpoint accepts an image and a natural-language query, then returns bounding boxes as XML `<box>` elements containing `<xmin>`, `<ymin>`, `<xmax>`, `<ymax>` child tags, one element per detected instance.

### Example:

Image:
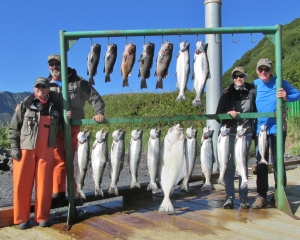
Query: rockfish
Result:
<box><xmin>91</xmin><ymin>129</ymin><xmax>108</xmax><ymax>197</ymax></box>
<box><xmin>158</xmin><ymin>124</ymin><xmax>186</xmax><ymax>214</ymax></box>
<box><xmin>217</xmin><ymin>125</ymin><xmax>231</xmax><ymax>187</ymax></box>
<box><xmin>108</xmin><ymin>129</ymin><xmax>125</xmax><ymax>196</ymax></box>
<box><xmin>87</xmin><ymin>43</ymin><xmax>101</xmax><ymax>86</ymax></box>
<box><xmin>121</xmin><ymin>43</ymin><xmax>136</xmax><ymax>87</ymax></box>
<box><xmin>179</xmin><ymin>126</ymin><xmax>197</xmax><ymax>192</ymax></box>
<box><xmin>258</xmin><ymin>124</ymin><xmax>268</xmax><ymax>165</ymax></box>
<box><xmin>234</xmin><ymin>125</ymin><xmax>252</xmax><ymax>189</ymax></box>
<box><xmin>138</xmin><ymin>42</ymin><xmax>155</xmax><ymax>89</ymax></box>
<box><xmin>200</xmin><ymin>126</ymin><xmax>215</xmax><ymax>191</ymax></box>
<box><xmin>191</xmin><ymin>40</ymin><xmax>209</xmax><ymax>107</ymax></box>
<box><xmin>74</xmin><ymin>130</ymin><xmax>91</xmax><ymax>199</ymax></box>
<box><xmin>146</xmin><ymin>128</ymin><xmax>161</xmax><ymax>192</ymax></box>
<box><xmin>154</xmin><ymin>40</ymin><xmax>174</xmax><ymax>89</ymax></box>
<box><xmin>128</xmin><ymin>129</ymin><xmax>143</xmax><ymax>189</ymax></box>
<box><xmin>103</xmin><ymin>43</ymin><xmax>117</xmax><ymax>83</ymax></box>
<box><xmin>175</xmin><ymin>41</ymin><xmax>190</xmax><ymax>101</ymax></box>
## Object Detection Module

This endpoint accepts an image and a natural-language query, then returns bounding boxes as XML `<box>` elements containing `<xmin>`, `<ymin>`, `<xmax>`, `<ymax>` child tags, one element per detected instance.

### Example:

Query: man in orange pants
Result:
<box><xmin>47</xmin><ymin>54</ymin><xmax>105</xmax><ymax>206</ymax></box>
<box><xmin>9</xmin><ymin>77</ymin><xmax>60</xmax><ymax>229</ymax></box>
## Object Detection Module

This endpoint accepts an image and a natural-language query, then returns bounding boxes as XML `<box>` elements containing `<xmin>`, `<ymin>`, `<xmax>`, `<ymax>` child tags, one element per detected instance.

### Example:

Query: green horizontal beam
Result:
<box><xmin>62</xmin><ymin>26</ymin><xmax>278</xmax><ymax>39</ymax></box>
<box><xmin>71</xmin><ymin>112</ymin><xmax>275</xmax><ymax>125</ymax></box>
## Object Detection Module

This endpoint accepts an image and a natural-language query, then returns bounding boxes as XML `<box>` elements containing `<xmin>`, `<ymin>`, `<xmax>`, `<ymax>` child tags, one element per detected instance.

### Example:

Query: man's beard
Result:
<box><xmin>50</xmin><ymin>69</ymin><xmax>61</xmax><ymax>78</ymax></box>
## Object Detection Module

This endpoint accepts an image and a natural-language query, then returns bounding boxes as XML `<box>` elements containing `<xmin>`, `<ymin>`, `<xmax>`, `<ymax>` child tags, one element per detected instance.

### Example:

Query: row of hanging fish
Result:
<box><xmin>86</xmin><ymin>40</ymin><xmax>209</xmax><ymax>107</ymax></box>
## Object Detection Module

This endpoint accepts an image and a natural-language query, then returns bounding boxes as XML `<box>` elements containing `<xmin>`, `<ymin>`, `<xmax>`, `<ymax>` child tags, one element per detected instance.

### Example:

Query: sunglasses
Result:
<box><xmin>258</xmin><ymin>67</ymin><xmax>270</xmax><ymax>73</ymax></box>
<box><xmin>233</xmin><ymin>74</ymin><xmax>245</xmax><ymax>79</ymax></box>
<box><xmin>49</xmin><ymin>62</ymin><xmax>61</xmax><ymax>67</ymax></box>
<box><xmin>35</xmin><ymin>84</ymin><xmax>47</xmax><ymax>89</ymax></box>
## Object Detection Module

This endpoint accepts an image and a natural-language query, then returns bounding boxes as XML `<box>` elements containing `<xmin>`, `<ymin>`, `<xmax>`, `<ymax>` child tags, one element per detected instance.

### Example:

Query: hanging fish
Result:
<box><xmin>87</xmin><ymin>43</ymin><xmax>101</xmax><ymax>86</ymax></box>
<box><xmin>121</xmin><ymin>43</ymin><xmax>136</xmax><ymax>87</ymax></box>
<box><xmin>138</xmin><ymin>42</ymin><xmax>155</xmax><ymax>89</ymax></box>
<box><xmin>103</xmin><ymin>43</ymin><xmax>117</xmax><ymax>83</ymax></box>
<box><xmin>154</xmin><ymin>40</ymin><xmax>174</xmax><ymax>89</ymax></box>
<box><xmin>191</xmin><ymin>40</ymin><xmax>209</xmax><ymax>107</ymax></box>
<box><xmin>176</xmin><ymin>41</ymin><xmax>190</xmax><ymax>101</ymax></box>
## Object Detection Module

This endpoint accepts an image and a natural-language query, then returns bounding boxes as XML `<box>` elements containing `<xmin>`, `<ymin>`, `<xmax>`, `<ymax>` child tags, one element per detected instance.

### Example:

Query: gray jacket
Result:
<box><xmin>48</xmin><ymin>67</ymin><xmax>105</xmax><ymax>123</ymax></box>
<box><xmin>9</xmin><ymin>94</ymin><xmax>60</xmax><ymax>150</ymax></box>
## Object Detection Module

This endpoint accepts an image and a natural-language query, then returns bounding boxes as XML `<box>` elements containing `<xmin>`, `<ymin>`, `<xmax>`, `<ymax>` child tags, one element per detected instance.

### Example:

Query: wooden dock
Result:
<box><xmin>0</xmin><ymin>167</ymin><xmax>299</xmax><ymax>239</ymax></box>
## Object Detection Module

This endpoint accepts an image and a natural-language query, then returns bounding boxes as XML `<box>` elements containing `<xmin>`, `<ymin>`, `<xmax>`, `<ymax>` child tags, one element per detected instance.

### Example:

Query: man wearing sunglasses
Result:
<box><xmin>252</xmin><ymin>58</ymin><xmax>300</xmax><ymax>209</ymax></box>
<box><xmin>216</xmin><ymin>67</ymin><xmax>256</xmax><ymax>210</ymax></box>
<box><xmin>47</xmin><ymin>54</ymin><xmax>105</xmax><ymax>207</ymax></box>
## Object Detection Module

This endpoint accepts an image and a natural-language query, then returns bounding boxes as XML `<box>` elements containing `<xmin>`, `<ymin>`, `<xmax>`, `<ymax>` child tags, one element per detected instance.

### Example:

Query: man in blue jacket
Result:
<box><xmin>252</xmin><ymin>58</ymin><xmax>300</xmax><ymax>209</ymax></box>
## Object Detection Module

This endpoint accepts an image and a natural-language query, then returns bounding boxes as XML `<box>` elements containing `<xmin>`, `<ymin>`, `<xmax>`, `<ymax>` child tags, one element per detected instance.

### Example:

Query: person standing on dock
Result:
<box><xmin>9</xmin><ymin>78</ymin><xmax>60</xmax><ymax>230</ymax></box>
<box><xmin>47</xmin><ymin>54</ymin><xmax>106</xmax><ymax>207</ymax></box>
<box><xmin>252</xmin><ymin>58</ymin><xmax>300</xmax><ymax>209</ymax></box>
<box><xmin>216</xmin><ymin>67</ymin><xmax>256</xmax><ymax>209</ymax></box>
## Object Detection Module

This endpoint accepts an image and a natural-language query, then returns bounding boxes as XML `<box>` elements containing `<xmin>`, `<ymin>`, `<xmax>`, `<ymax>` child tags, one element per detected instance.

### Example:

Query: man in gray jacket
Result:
<box><xmin>47</xmin><ymin>54</ymin><xmax>105</xmax><ymax>206</ymax></box>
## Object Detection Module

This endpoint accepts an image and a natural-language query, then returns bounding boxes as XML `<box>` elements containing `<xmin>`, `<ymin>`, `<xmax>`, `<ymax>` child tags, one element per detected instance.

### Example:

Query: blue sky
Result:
<box><xmin>0</xmin><ymin>0</ymin><xmax>299</xmax><ymax>96</ymax></box>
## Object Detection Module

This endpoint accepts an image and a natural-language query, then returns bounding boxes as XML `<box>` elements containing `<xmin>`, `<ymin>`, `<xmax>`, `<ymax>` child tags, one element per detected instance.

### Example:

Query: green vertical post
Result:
<box><xmin>59</xmin><ymin>30</ymin><xmax>76</xmax><ymax>227</ymax></box>
<box><xmin>274</xmin><ymin>25</ymin><xmax>292</xmax><ymax>215</ymax></box>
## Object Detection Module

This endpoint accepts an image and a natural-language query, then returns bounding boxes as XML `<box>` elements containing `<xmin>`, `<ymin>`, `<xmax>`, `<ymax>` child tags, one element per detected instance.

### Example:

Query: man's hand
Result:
<box><xmin>66</xmin><ymin>110</ymin><xmax>72</xmax><ymax>119</ymax></box>
<box><xmin>11</xmin><ymin>148</ymin><xmax>21</xmax><ymax>161</ymax></box>
<box><xmin>227</xmin><ymin>110</ymin><xmax>240</xmax><ymax>118</ymax></box>
<box><xmin>92</xmin><ymin>113</ymin><xmax>105</xmax><ymax>123</ymax></box>
<box><xmin>276</xmin><ymin>88</ymin><xmax>287</xmax><ymax>101</ymax></box>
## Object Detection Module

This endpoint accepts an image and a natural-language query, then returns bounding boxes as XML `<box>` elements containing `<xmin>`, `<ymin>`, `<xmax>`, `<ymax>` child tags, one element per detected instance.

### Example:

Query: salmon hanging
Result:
<box><xmin>87</xmin><ymin>43</ymin><xmax>101</xmax><ymax>86</ymax></box>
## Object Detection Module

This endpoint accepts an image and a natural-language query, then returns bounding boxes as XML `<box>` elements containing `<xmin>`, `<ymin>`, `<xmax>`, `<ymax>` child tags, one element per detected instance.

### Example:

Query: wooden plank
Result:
<box><xmin>130</xmin><ymin>210</ymin><xmax>251</xmax><ymax>240</ymax></box>
<box><xmin>0</xmin><ymin>226</ymin><xmax>31</xmax><ymax>239</ymax></box>
<box><xmin>0</xmin><ymin>206</ymin><xmax>14</xmax><ymax>228</ymax></box>
<box><xmin>83</xmin><ymin>214</ymin><xmax>159</xmax><ymax>240</ymax></box>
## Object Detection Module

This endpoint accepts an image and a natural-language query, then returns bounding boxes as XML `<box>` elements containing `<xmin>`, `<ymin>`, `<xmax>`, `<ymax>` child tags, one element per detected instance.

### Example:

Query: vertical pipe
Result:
<box><xmin>59</xmin><ymin>31</ymin><xmax>76</xmax><ymax>225</ymax></box>
<box><xmin>204</xmin><ymin>0</ymin><xmax>222</xmax><ymax>171</ymax></box>
<box><xmin>274</xmin><ymin>24</ymin><xmax>284</xmax><ymax>208</ymax></box>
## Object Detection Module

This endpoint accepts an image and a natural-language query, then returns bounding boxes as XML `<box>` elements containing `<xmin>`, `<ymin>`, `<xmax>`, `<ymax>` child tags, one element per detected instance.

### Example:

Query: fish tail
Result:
<box><xmin>240</xmin><ymin>180</ymin><xmax>252</xmax><ymax>189</ymax></box>
<box><xmin>258</xmin><ymin>159</ymin><xmax>268</xmax><ymax>165</ymax></box>
<box><xmin>191</xmin><ymin>99</ymin><xmax>203</xmax><ymax>107</ymax></box>
<box><xmin>158</xmin><ymin>198</ymin><xmax>175</xmax><ymax>214</ymax></box>
<box><xmin>105</xmin><ymin>75</ymin><xmax>111</xmax><ymax>83</ymax></box>
<box><xmin>156</xmin><ymin>78</ymin><xmax>163</xmax><ymax>89</ymax></box>
<box><xmin>178</xmin><ymin>182</ymin><xmax>189</xmax><ymax>192</ymax></box>
<box><xmin>140</xmin><ymin>78</ymin><xmax>147</xmax><ymax>89</ymax></box>
<box><xmin>123</xmin><ymin>77</ymin><xmax>129</xmax><ymax>87</ymax></box>
<box><xmin>95</xmin><ymin>187</ymin><xmax>104</xmax><ymax>197</ymax></box>
<box><xmin>78</xmin><ymin>189</ymin><xmax>86</xmax><ymax>199</ymax></box>
<box><xmin>218</xmin><ymin>178</ymin><xmax>226</xmax><ymax>187</ymax></box>
<box><xmin>176</xmin><ymin>94</ymin><xmax>186</xmax><ymax>102</ymax></box>
<box><xmin>108</xmin><ymin>185</ymin><xmax>119</xmax><ymax>196</ymax></box>
<box><xmin>130</xmin><ymin>180</ymin><xmax>141</xmax><ymax>189</ymax></box>
<box><xmin>89</xmin><ymin>77</ymin><xmax>95</xmax><ymax>86</ymax></box>
<box><xmin>147</xmin><ymin>182</ymin><xmax>158</xmax><ymax>192</ymax></box>
<box><xmin>201</xmin><ymin>183</ymin><xmax>214</xmax><ymax>191</ymax></box>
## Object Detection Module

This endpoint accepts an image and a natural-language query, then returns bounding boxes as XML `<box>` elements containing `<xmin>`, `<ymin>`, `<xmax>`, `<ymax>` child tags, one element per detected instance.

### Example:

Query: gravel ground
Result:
<box><xmin>1</xmin><ymin>147</ymin><xmax>299</xmax><ymax>212</ymax></box>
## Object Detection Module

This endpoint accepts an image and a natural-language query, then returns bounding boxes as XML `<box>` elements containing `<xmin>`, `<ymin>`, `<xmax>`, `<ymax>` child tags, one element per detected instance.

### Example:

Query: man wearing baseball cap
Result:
<box><xmin>47</xmin><ymin>54</ymin><xmax>105</xmax><ymax>207</ymax></box>
<box><xmin>252</xmin><ymin>58</ymin><xmax>300</xmax><ymax>209</ymax></box>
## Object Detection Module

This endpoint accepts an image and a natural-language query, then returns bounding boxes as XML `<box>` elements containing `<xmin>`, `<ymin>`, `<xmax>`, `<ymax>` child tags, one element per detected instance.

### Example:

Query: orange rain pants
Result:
<box><xmin>13</xmin><ymin>116</ymin><xmax>54</xmax><ymax>224</ymax></box>
<box><xmin>52</xmin><ymin>125</ymin><xmax>80</xmax><ymax>194</ymax></box>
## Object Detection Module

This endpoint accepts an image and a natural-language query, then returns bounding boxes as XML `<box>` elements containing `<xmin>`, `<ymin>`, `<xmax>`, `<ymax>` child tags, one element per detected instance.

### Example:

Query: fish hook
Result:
<box><xmin>126</xmin><ymin>36</ymin><xmax>128</xmax><ymax>44</ymax></box>
<box><xmin>179</xmin><ymin>35</ymin><xmax>181</xmax><ymax>42</ymax></box>
<box><xmin>108</xmin><ymin>37</ymin><xmax>110</xmax><ymax>45</ymax></box>
<box><xmin>197</xmin><ymin>34</ymin><xmax>198</xmax><ymax>41</ymax></box>
<box><xmin>144</xmin><ymin>36</ymin><xmax>146</xmax><ymax>44</ymax></box>
<box><xmin>250</xmin><ymin>33</ymin><xmax>257</xmax><ymax>43</ymax></box>
<box><xmin>90</xmin><ymin>37</ymin><xmax>92</xmax><ymax>46</ymax></box>
<box><xmin>162</xmin><ymin>35</ymin><xmax>164</xmax><ymax>43</ymax></box>
<box><xmin>232</xmin><ymin>34</ymin><xmax>239</xmax><ymax>43</ymax></box>
<box><xmin>214</xmin><ymin>34</ymin><xmax>221</xmax><ymax>44</ymax></box>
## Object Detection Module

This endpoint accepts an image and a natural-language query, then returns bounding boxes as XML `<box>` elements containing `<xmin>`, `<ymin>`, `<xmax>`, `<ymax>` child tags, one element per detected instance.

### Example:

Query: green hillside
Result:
<box><xmin>222</xmin><ymin>18</ymin><xmax>300</xmax><ymax>88</ymax></box>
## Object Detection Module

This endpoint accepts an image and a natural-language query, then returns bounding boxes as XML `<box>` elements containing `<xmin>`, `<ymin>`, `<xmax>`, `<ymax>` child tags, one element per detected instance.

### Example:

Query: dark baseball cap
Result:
<box><xmin>47</xmin><ymin>54</ymin><xmax>61</xmax><ymax>63</ymax></box>
<box><xmin>34</xmin><ymin>77</ymin><xmax>50</xmax><ymax>88</ymax></box>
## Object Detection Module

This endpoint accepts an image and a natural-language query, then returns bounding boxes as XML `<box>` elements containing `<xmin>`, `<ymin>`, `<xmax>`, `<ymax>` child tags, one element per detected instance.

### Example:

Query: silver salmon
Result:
<box><xmin>91</xmin><ymin>129</ymin><xmax>108</xmax><ymax>197</ymax></box>
<box><xmin>158</xmin><ymin>124</ymin><xmax>186</xmax><ymax>214</ymax></box>
<box><xmin>87</xmin><ymin>43</ymin><xmax>101</xmax><ymax>86</ymax></box>
<box><xmin>138</xmin><ymin>42</ymin><xmax>155</xmax><ymax>89</ymax></box>
<box><xmin>234</xmin><ymin>125</ymin><xmax>252</xmax><ymax>189</ymax></box>
<box><xmin>217</xmin><ymin>125</ymin><xmax>231</xmax><ymax>187</ymax></box>
<box><xmin>200</xmin><ymin>126</ymin><xmax>215</xmax><ymax>191</ymax></box>
<box><xmin>108</xmin><ymin>129</ymin><xmax>125</xmax><ymax>196</ymax></box>
<box><xmin>175</xmin><ymin>41</ymin><xmax>190</xmax><ymax>101</ymax></box>
<box><xmin>146</xmin><ymin>128</ymin><xmax>161</xmax><ymax>192</ymax></box>
<box><xmin>179</xmin><ymin>126</ymin><xmax>197</xmax><ymax>192</ymax></box>
<box><xmin>154</xmin><ymin>40</ymin><xmax>174</xmax><ymax>89</ymax></box>
<box><xmin>103</xmin><ymin>43</ymin><xmax>117</xmax><ymax>83</ymax></box>
<box><xmin>74</xmin><ymin>130</ymin><xmax>91</xmax><ymax>199</ymax></box>
<box><xmin>191</xmin><ymin>41</ymin><xmax>209</xmax><ymax>107</ymax></box>
<box><xmin>128</xmin><ymin>129</ymin><xmax>143</xmax><ymax>189</ymax></box>
<box><xmin>121</xmin><ymin>43</ymin><xmax>136</xmax><ymax>87</ymax></box>
<box><xmin>258</xmin><ymin>124</ymin><xmax>268</xmax><ymax>165</ymax></box>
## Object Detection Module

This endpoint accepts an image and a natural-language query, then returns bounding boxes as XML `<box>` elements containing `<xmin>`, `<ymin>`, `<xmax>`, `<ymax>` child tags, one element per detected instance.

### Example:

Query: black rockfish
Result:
<box><xmin>87</xmin><ymin>43</ymin><xmax>101</xmax><ymax>86</ymax></box>
<box><xmin>103</xmin><ymin>44</ymin><xmax>117</xmax><ymax>83</ymax></box>
<box><xmin>138</xmin><ymin>42</ymin><xmax>155</xmax><ymax>89</ymax></box>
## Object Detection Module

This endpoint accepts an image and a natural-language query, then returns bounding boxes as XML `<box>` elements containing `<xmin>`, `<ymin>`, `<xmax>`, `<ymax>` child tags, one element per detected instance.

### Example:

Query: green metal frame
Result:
<box><xmin>59</xmin><ymin>25</ymin><xmax>291</xmax><ymax>226</ymax></box>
